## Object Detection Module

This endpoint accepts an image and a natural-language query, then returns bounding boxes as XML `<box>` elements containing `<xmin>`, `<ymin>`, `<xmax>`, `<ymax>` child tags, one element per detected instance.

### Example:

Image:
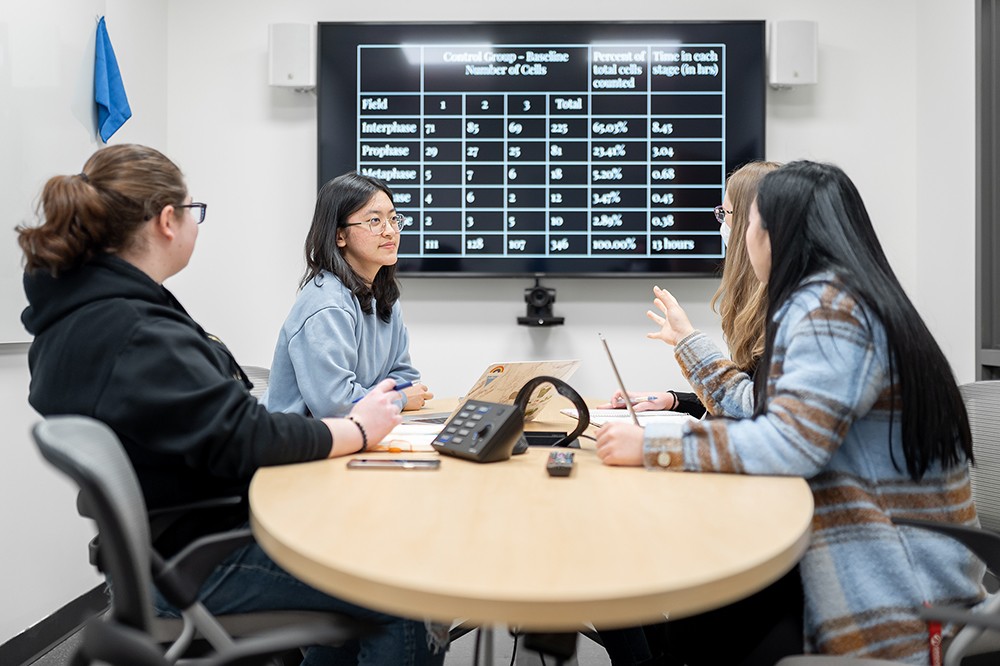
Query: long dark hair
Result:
<box><xmin>752</xmin><ymin>161</ymin><xmax>972</xmax><ymax>479</ymax></box>
<box><xmin>17</xmin><ymin>144</ymin><xmax>187</xmax><ymax>276</ymax></box>
<box><xmin>301</xmin><ymin>172</ymin><xmax>400</xmax><ymax>322</ymax></box>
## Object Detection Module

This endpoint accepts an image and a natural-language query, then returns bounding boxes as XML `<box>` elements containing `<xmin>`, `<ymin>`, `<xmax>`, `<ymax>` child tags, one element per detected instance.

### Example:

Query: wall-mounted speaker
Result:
<box><xmin>768</xmin><ymin>20</ymin><xmax>818</xmax><ymax>88</ymax></box>
<box><xmin>268</xmin><ymin>23</ymin><xmax>316</xmax><ymax>89</ymax></box>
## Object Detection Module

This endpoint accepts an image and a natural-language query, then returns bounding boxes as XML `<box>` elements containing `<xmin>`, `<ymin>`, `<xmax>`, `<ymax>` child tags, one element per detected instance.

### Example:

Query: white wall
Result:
<box><xmin>0</xmin><ymin>0</ymin><xmax>168</xmax><ymax>642</ymax></box>
<box><xmin>914</xmin><ymin>0</ymin><xmax>976</xmax><ymax>378</ymax></box>
<box><xmin>0</xmin><ymin>0</ymin><xmax>977</xmax><ymax>644</ymax></box>
<box><xmin>162</xmin><ymin>0</ymin><xmax>975</xmax><ymax>397</ymax></box>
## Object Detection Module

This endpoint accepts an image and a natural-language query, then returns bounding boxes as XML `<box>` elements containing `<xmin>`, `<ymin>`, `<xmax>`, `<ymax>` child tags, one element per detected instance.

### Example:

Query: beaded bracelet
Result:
<box><xmin>347</xmin><ymin>416</ymin><xmax>368</xmax><ymax>452</ymax></box>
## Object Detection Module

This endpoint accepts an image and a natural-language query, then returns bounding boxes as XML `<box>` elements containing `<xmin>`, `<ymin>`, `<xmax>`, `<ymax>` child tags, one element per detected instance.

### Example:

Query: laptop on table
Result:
<box><xmin>405</xmin><ymin>359</ymin><xmax>582</xmax><ymax>424</ymax></box>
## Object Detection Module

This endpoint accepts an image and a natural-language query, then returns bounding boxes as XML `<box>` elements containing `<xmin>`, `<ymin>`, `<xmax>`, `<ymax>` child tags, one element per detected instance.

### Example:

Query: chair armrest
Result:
<box><xmin>79</xmin><ymin>494</ymin><xmax>243</xmax><ymax>522</ymax></box>
<box><xmin>79</xmin><ymin>615</ymin><xmax>375</xmax><ymax>666</ymax></box>
<box><xmin>152</xmin><ymin>528</ymin><xmax>254</xmax><ymax>610</ymax></box>
<box><xmin>146</xmin><ymin>496</ymin><xmax>244</xmax><ymax>519</ymax></box>
<box><xmin>78</xmin><ymin>617</ymin><xmax>169</xmax><ymax>666</ymax></box>
<box><xmin>892</xmin><ymin>517</ymin><xmax>1000</xmax><ymax>573</ymax></box>
<box><xmin>82</xmin><ymin>495</ymin><xmax>245</xmax><ymax>572</ymax></box>
<box><xmin>918</xmin><ymin>604</ymin><xmax>1000</xmax><ymax>632</ymax></box>
<box><xmin>213</xmin><ymin>616</ymin><xmax>376</xmax><ymax>664</ymax></box>
<box><xmin>147</xmin><ymin>496</ymin><xmax>244</xmax><ymax>543</ymax></box>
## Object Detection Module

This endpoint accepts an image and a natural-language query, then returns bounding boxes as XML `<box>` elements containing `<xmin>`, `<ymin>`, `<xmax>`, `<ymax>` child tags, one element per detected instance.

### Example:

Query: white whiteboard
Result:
<box><xmin>0</xmin><ymin>0</ymin><xmax>105</xmax><ymax>342</ymax></box>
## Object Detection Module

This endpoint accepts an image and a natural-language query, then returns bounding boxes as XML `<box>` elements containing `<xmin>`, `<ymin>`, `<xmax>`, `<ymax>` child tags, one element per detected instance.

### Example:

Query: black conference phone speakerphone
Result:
<box><xmin>431</xmin><ymin>400</ymin><xmax>524</xmax><ymax>463</ymax></box>
<box><xmin>431</xmin><ymin>376</ymin><xmax>590</xmax><ymax>463</ymax></box>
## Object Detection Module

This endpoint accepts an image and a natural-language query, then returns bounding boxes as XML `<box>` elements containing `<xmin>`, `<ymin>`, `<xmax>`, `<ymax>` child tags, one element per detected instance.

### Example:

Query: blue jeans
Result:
<box><xmin>153</xmin><ymin>541</ymin><xmax>447</xmax><ymax>666</ymax></box>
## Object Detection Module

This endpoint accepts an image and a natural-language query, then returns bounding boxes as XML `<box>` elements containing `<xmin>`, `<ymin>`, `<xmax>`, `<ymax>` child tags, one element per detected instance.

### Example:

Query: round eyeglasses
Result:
<box><xmin>176</xmin><ymin>202</ymin><xmax>207</xmax><ymax>224</ymax></box>
<box><xmin>344</xmin><ymin>214</ymin><xmax>406</xmax><ymax>235</ymax></box>
<box><xmin>713</xmin><ymin>205</ymin><xmax>732</xmax><ymax>224</ymax></box>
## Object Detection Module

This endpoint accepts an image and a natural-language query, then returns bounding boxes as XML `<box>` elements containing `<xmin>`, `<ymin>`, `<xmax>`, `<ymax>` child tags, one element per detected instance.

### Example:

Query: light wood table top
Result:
<box><xmin>250</xmin><ymin>400</ymin><xmax>813</xmax><ymax>630</ymax></box>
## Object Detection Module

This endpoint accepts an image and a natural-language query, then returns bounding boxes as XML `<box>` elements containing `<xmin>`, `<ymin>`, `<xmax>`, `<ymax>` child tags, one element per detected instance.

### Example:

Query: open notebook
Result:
<box><xmin>372</xmin><ymin>422</ymin><xmax>442</xmax><ymax>452</ymax></box>
<box><xmin>405</xmin><ymin>359</ymin><xmax>582</xmax><ymax>425</ymax></box>
<box><xmin>561</xmin><ymin>408</ymin><xmax>696</xmax><ymax>427</ymax></box>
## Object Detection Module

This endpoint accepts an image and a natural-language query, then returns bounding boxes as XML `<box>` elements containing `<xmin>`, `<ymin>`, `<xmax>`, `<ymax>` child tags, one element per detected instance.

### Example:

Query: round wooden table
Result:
<box><xmin>250</xmin><ymin>406</ymin><xmax>813</xmax><ymax>630</ymax></box>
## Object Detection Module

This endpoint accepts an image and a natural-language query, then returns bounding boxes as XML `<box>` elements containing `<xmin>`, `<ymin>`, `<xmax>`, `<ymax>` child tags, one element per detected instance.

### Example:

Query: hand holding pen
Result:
<box><xmin>399</xmin><ymin>381</ymin><xmax>434</xmax><ymax>411</ymax></box>
<box><xmin>351</xmin><ymin>380</ymin><xmax>434</xmax><ymax>411</ymax></box>
<box><xmin>352</xmin><ymin>380</ymin><xmax>414</xmax><ymax>403</ymax></box>
<box><xmin>596</xmin><ymin>391</ymin><xmax>677</xmax><ymax>412</ymax></box>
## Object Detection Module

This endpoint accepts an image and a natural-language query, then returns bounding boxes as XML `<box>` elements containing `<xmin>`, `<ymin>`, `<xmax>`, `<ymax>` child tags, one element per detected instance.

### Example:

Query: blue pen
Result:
<box><xmin>351</xmin><ymin>380</ymin><xmax>413</xmax><ymax>403</ymax></box>
<box><xmin>615</xmin><ymin>395</ymin><xmax>658</xmax><ymax>405</ymax></box>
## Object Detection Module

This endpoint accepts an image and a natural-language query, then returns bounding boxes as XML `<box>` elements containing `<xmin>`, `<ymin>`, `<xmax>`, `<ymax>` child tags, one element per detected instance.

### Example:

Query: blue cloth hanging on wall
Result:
<box><xmin>94</xmin><ymin>16</ymin><xmax>132</xmax><ymax>142</ymax></box>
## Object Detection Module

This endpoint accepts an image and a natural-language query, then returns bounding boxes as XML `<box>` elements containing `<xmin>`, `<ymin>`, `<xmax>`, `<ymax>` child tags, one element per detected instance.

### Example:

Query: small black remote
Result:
<box><xmin>546</xmin><ymin>450</ymin><xmax>574</xmax><ymax>477</ymax></box>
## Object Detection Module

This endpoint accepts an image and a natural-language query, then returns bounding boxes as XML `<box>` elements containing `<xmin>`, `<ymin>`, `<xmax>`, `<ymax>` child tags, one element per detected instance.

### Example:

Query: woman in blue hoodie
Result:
<box><xmin>264</xmin><ymin>172</ymin><xmax>432</xmax><ymax>418</ymax></box>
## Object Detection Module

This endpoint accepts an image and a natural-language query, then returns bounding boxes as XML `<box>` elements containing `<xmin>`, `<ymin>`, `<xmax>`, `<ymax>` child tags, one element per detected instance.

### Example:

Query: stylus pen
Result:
<box><xmin>351</xmin><ymin>380</ymin><xmax>414</xmax><ymax>403</ymax></box>
<box><xmin>615</xmin><ymin>395</ymin><xmax>659</xmax><ymax>405</ymax></box>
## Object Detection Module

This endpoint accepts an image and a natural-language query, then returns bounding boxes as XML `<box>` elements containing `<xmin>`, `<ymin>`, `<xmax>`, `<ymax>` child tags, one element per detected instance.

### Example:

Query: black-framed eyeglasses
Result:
<box><xmin>713</xmin><ymin>205</ymin><xmax>732</xmax><ymax>224</ymax></box>
<box><xmin>344</xmin><ymin>214</ymin><xmax>405</xmax><ymax>235</ymax></box>
<box><xmin>176</xmin><ymin>202</ymin><xmax>207</xmax><ymax>224</ymax></box>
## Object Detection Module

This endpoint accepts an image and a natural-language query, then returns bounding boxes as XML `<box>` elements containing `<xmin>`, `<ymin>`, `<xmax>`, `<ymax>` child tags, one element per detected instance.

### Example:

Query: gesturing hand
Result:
<box><xmin>646</xmin><ymin>285</ymin><xmax>695</xmax><ymax>347</ymax></box>
<box><xmin>596</xmin><ymin>391</ymin><xmax>673</xmax><ymax>412</ymax></box>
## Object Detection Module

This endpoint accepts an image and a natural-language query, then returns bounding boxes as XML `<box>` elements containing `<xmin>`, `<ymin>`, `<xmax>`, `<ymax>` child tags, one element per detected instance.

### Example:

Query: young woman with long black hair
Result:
<box><xmin>596</xmin><ymin>161</ymin><xmax>984</xmax><ymax>664</ymax></box>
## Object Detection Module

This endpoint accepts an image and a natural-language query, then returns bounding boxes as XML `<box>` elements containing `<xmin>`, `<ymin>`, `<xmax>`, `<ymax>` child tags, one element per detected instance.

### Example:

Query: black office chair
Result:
<box><xmin>33</xmin><ymin>415</ymin><xmax>370</xmax><ymax>665</ymax></box>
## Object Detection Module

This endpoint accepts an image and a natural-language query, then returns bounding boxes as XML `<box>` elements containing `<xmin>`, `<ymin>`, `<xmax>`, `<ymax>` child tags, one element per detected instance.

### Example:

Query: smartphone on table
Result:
<box><xmin>346</xmin><ymin>458</ymin><xmax>441</xmax><ymax>470</ymax></box>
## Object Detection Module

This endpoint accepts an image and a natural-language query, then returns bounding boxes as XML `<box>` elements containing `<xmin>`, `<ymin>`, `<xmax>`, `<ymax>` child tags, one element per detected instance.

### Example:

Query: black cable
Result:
<box><xmin>509</xmin><ymin>630</ymin><xmax>518</xmax><ymax>666</ymax></box>
<box><xmin>538</xmin><ymin>654</ymin><xmax>547</xmax><ymax>666</ymax></box>
<box><xmin>474</xmin><ymin>627</ymin><xmax>482</xmax><ymax>666</ymax></box>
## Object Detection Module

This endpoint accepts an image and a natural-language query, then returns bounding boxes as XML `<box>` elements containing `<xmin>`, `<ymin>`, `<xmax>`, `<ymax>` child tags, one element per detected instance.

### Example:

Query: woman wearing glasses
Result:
<box><xmin>597</xmin><ymin>161</ymin><xmax>983</xmax><ymax>664</ymax></box>
<box><xmin>595</xmin><ymin>162</ymin><xmax>785</xmax><ymax>664</ymax></box>
<box><xmin>18</xmin><ymin>145</ymin><xmax>444</xmax><ymax>665</ymax></box>
<box><xmin>600</xmin><ymin>160</ymin><xmax>780</xmax><ymax>420</ymax></box>
<box><xmin>264</xmin><ymin>172</ymin><xmax>433</xmax><ymax>419</ymax></box>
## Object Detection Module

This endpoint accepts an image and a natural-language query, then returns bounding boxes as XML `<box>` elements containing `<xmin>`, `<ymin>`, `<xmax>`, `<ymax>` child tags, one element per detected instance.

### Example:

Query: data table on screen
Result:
<box><xmin>318</xmin><ymin>21</ymin><xmax>765</xmax><ymax>275</ymax></box>
<box><xmin>356</xmin><ymin>42</ymin><xmax>727</xmax><ymax>262</ymax></box>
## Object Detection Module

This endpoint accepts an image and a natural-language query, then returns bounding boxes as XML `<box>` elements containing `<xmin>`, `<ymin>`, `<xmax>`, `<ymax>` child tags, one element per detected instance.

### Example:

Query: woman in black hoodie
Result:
<box><xmin>18</xmin><ymin>144</ymin><xmax>446</xmax><ymax>666</ymax></box>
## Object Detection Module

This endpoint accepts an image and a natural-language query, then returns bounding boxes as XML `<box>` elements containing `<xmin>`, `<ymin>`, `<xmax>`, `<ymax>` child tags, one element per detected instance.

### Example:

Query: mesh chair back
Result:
<box><xmin>33</xmin><ymin>415</ymin><xmax>155</xmax><ymax>631</ymax></box>
<box><xmin>241</xmin><ymin>365</ymin><xmax>270</xmax><ymax>400</ymax></box>
<box><xmin>961</xmin><ymin>381</ymin><xmax>1000</xmax><ymax>532</ymax></box>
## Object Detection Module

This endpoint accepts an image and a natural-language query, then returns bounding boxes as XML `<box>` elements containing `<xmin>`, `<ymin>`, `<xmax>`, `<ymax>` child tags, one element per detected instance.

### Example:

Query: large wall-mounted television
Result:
<box><xmin>317</xmin><ymin>21</ymin><xmax>765</xmax><ymax>277</ymax></box>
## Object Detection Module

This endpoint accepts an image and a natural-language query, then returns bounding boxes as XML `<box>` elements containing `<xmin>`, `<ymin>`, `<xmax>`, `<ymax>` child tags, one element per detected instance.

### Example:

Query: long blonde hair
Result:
<box><xmin>710</xmin><ymin>160</ymin><xmax>781</xmax><ymax>371</ymax></box>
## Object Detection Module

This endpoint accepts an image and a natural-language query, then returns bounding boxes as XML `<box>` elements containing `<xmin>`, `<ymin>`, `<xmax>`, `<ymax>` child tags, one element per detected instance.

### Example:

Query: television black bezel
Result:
<box><xmin>317</xmin><ymin>20</ymin><xmax>766</xmax><ymax>278</ymax></box>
